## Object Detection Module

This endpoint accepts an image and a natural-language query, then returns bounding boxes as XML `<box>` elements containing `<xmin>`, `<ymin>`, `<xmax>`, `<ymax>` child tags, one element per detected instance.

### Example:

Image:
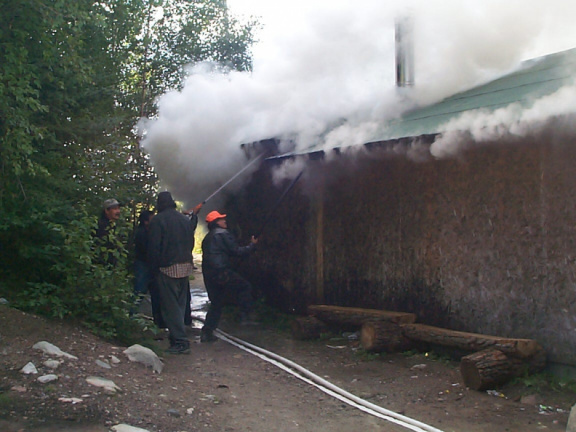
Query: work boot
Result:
<box><xmin>200</xmin><ymin>328</ymin><xmax>218</xmax><ymax>343</ymax></box>
<box><xmin>166</xmin><ymin>342</ymin><xmax>191</xmax><ymax>355</ymax></box>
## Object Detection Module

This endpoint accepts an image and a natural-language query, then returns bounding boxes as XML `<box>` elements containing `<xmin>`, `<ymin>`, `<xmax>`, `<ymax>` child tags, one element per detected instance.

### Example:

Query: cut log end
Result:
<box><xmin>460</xmin><ymin>349</ymin><xmax>513</xmax><ymax>391</ymax></box>
<box><xmin>291</xmin><ymin>316</ymin><xmax>329</xmax><ymax>340</ymax></box>
<box><xmin>360</xmin><ymin>321</ymin><xmax>413</xmax><ymax>353</ymax></box>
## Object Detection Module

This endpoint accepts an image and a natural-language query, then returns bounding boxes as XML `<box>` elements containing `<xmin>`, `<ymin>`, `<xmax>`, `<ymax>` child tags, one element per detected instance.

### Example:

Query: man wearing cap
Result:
<box><xmin>147</xmin><ymin>191</ymin><xmax>200</xmax><ymax>354</ymax></box>
<box><xmin>94</xmin><ymin>198</ymin><xmax>123</xmax><ymax>266</ymax></box>
<box><xmin>200</xmin><ymin>210</ymin><xmax>258</xmax><ymax>343</ymax></box>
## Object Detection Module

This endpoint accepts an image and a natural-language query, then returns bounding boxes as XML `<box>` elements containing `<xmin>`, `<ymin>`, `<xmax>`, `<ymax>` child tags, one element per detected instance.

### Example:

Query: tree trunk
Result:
<box><xmin>460</xmin><ymin>349</ymin><xmax>514</xmax><ymax>390</ymax></box>
<box><xmin>291</xmin><ymin>316</ymin><xmax>329</xmax><ymax>340</ymax></box>
<box><xmin>307</xmin><ymin>305</ymin><xmax>416</xmax><ymax>327</ymax></box>
<box><xmin>360</xmin><ymin>321</ymin><xmax>414</xmax><ymax>353</ymax></box>
<box><xmin>401</xmin><ymin>323</ymin><xmax>542</xmax><ymax>359</ymax></box>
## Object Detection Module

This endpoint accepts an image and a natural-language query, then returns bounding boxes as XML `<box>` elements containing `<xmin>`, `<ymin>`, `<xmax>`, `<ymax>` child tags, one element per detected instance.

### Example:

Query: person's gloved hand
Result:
<box><xmin>193</xmin><ymin>203</ymin><xmax>203</xmax><ymax>215</ymax></box>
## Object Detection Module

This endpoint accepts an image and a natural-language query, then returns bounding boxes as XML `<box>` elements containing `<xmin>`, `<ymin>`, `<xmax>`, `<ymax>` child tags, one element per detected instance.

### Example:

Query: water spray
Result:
<box><xmin>202</xmin><ymin>153</ymin><xmax>265</xmax><ymax>204</ymax></box>
<box><xmin>184</xmin><ymin>153</ymin><xmax>265</xmax><ymax>216</ymax></box>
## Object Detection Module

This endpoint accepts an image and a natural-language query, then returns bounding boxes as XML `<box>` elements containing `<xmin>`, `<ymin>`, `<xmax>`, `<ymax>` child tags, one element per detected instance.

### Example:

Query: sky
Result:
<box><xmin>139</xmin><ymin>0</ymin><xmax>576</xmax><ymax>209</ymax></box>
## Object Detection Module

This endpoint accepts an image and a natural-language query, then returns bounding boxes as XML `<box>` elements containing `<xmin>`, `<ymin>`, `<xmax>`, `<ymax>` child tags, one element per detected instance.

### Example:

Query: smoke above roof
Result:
<box><xmin>138</xmin><ymin>0</ymin><xmax>576</xmax><ymax>206</ymax></box>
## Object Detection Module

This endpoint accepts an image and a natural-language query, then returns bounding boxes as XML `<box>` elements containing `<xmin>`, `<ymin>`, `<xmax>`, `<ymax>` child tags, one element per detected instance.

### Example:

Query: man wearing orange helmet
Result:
<box><xmin>200</xmin><ymin>210</ymin><xmax>258</xmax><ymax>343</ymax></box>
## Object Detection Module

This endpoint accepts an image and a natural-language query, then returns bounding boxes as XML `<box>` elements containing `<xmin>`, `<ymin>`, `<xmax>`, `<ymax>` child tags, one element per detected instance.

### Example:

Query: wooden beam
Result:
<box><xmin>401</xmin><ymin>323</ymin><xmax>542</xmax><ymax>359</ymax></box>
<box><xmin>308</xmin><ymin>305</ymin><xmax>417</xmax><ymax>327</ymax></box>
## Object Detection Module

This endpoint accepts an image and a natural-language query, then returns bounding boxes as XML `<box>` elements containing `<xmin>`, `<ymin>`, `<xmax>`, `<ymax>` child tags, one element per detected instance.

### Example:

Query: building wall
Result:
<box><xmin>235</xmin><ymin>121</ymin><xmax>576</xmax><ymax>367</ymax></box>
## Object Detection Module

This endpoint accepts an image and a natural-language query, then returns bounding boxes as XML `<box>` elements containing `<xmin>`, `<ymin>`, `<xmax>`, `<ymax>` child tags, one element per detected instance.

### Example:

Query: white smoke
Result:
<box><xmin>430</xmin><ymin>81</ymin><xmax>576</xmax><ymax>158</ymax></box>
<box><xmin>139</xmin><ymin>0</ymin><xmax>576</xmax><ymax>207</ymax></box>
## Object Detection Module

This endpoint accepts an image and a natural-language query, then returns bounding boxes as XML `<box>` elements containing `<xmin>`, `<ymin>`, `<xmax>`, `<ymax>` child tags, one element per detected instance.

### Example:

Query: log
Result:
<box><xmin>360</xmin><ymin>321</ymin><xmax>414</xmax><ymax>353</ymax></box>
<box><xmin>401</xmin><ymin>323</ymin><xmax>542</xmax><ymax>359</ymax></box>
<box><xmin>307</xmin><ymin>305</ymin><xmax>417</xmax><ymax>327</ymax></box>
<box><xmin>291</xmin><ymin>316</ymin><xmax>329</xmax><ymax>340</ymax></box>
<box><xmin>460</xmin><ymin>349</ymin><xmax>513</xmax><ymax>390</ymax></box>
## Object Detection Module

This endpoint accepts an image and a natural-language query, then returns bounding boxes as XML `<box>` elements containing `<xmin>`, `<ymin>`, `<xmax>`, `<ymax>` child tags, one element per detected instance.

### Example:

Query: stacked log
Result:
<box><xmin>460</xmin><ymin>349</ymin><xmax>513</xmax><ymax>390</ymax></box>
<box><xmin>291</xmin><ymin>316</ymin><xmax>329</xmax><ymax>340</ymax></box>
<box><xmin>460</xmin><ymin>346</ymin><xmax>546</xmax><ymax>391</ymax></box>
<box><xmin>360</xmin><ymin>321</ymin><xmax>413</xmax><ymax>353</ymax></box>
<box><xmin>400</xmin><ymin>324</ymin><xmax>542</xmax><ymax>359</ymax></box>
<box><xmin>398</xmin><ymin>324</ymin><xmax>546</xmax><ymax>391</ymax></box>
<box><xmin>301</xmin><ymin>305</ymin><xmax>545</xmax><ymax>391</ymax></box>
<box><xmin>307</xmin><ymin>305</ymin><xmax>416</xmax><ymax>327</ymax></box>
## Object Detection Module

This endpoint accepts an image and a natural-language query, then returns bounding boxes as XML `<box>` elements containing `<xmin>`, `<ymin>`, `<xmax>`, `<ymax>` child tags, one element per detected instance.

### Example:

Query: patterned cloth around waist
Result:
<box><xmin>159</xmin><ymin>262</ymin><xmax>194</xmax><ymax>279</ymax></box>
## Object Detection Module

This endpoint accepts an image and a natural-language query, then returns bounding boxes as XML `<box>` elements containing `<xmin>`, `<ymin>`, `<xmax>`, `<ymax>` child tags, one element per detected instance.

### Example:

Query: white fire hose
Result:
<box><xmin>215</xmin><ymin>328</ymin><xmax>445</xmax><ymax>432</ymax></box>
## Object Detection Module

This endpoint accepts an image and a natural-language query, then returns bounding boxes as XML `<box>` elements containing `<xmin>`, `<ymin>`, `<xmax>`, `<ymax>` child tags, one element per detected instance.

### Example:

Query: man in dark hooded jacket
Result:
<box><xmin>200</xmin><ymin>210</ymin><xmax>258</xmax><ymax>343</ymax></box>
<box><xmin>148</xmin><ymin>191</ymin><xmax>198</xmax><ymax>354</ymax></box>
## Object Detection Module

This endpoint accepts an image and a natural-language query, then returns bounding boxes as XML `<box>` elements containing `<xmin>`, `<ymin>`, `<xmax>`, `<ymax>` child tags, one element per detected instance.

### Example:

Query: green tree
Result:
<box><xmin>0</xmin><ymin>0</ymin><xmax>257</xmax><ymax>336</ymax></box>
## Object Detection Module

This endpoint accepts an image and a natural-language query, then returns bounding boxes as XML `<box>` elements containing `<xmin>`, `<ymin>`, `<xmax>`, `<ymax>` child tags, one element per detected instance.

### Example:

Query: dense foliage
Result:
<box><xmin>0</xmin><ymin>0</ymin><xmax>257</xmax><ymax>337</ymax></box>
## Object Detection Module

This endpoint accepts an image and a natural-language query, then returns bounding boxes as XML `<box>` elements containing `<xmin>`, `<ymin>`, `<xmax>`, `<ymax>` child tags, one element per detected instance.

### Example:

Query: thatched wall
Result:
<box><xmin>230</xmin><ymin>119</ymin><xmax>576</xmax><ymax>367</ymax></box>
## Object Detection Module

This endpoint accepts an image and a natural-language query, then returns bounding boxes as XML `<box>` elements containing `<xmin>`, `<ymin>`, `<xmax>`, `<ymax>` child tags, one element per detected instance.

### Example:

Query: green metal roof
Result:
<box><xmin>268</xmin><ymin>48</ymin><xmax>576</xmax><ymax>160</ymax></box>
<box><xmin>376</xmin><ymin>47</ymin><xmax>576</xmax><ymax>142</ymax></box>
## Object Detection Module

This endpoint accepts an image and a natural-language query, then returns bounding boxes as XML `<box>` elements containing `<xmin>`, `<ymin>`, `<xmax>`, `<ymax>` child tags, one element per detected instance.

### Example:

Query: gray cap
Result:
<box><xmin>103</xmin><ymin>198</ymin><xmax>120</xmax><ymax>209</ymax></box>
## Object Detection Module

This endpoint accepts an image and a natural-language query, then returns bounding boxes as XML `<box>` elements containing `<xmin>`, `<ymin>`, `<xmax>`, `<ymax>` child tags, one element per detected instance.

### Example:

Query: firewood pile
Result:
<box><xmin>293</xmin><ymin>305</ymin><xmax>546</xmax><ymax>391</ymax></box>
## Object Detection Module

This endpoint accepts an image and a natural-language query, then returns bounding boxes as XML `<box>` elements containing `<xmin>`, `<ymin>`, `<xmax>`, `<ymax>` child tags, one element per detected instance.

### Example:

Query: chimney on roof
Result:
<box><xmin>395</xmin><ymin>15</ymin><xmax>415</xmax><ymax>88</ymax></box>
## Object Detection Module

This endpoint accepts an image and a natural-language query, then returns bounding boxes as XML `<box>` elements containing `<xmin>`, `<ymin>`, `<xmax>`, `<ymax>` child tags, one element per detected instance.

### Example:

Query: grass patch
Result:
<box><xmin>512</xmin><ymin>372</ymin><xmax>576</xmax><ymax>394</ymax></box>
<box><xmin>353</xmin><ymin>348</ymin><xmax>382</xmax><ymax>361</ymax></box>
<box><xmin>0</xmin><ymin>392</ymin><xmax>13</xmax><ymax>408</ymax></box>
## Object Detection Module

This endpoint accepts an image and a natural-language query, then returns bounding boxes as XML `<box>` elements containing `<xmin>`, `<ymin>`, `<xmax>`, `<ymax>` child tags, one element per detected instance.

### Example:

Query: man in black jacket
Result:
<box><xmin>200</xmin><ymin>210</ymin><xmax>258</xmax><ymax>343</ymax></box>
<box><xmin>148</xmin><ymin>191</ymin><xmax>199</xmax><ymax>354</ymax></box>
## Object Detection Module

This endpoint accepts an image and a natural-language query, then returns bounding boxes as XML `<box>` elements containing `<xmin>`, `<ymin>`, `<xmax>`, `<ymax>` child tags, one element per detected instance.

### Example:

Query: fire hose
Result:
<box><xmin>201</xmin><ymin>153</ymin><xmax>265</xmax><ymax>205</ymax></box>
<box><xmin>213</xmin><ymin>327</ymin><xmax>445</xmax><ymax>432</ymax></box>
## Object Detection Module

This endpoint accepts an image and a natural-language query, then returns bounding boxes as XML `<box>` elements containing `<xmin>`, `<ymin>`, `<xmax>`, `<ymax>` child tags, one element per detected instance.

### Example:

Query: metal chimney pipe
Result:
<box><xmin>395</xmin><ymin>15</ymin><xmax>415</xmax><ymax>87</ymax></box>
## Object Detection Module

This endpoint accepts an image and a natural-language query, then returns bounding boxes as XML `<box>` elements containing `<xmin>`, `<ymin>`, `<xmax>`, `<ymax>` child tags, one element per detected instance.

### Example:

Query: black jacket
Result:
<box><xmin>94</xmin><ymin>215</ymin><xmax>120</xmax><ymax>266</ymax></box>
<box><xmin>147</xmin><ymin>208</ymin><xmax>197</xmax><ymax>270</ymax></box>
<box><xmin>134</xmin><ymin>223</ymin><xmax>149</xmax><ymax>262</ymax></box>
<box><xmin>202</xmin><ymin>227</ymin><xmax>254</xmax><ymax>271</ymax></box>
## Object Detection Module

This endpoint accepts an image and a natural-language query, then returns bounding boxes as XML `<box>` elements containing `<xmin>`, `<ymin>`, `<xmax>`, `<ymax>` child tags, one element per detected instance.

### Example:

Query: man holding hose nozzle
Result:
<box><xmin>200</xmin><ymin>211</ymin><xmax>259</xmax><ymax>343</ymax></box>
<box><xmin>148</xmin><ymin>192</ymin><xmax>201</xmax><ymax>354</ymax></box>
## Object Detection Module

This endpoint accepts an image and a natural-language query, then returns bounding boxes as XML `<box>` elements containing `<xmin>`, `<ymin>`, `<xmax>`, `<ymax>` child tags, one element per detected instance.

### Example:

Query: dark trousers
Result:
<box><xmin>149</xmin><ymin>280</ymin><xmax>165</xmax><ymax>328</ymax></box>
<box><xmin>203</xmin><ymin>268</ymin><xmax>253</xmax><ymax>331</ymax></box>
<box><xmin>156</xmin><ymin>272</ymin><xmax>189</xmax><ymax>347</ymax></box>
<box><xmin>185</xmin><ymin>289</ymin><xmax>192</xmax><ymax>326</ymax></box>
<box><xmin>149</xmin><ymin>279</ymin><xmax>191</xmax><ymax>328</ymax></box>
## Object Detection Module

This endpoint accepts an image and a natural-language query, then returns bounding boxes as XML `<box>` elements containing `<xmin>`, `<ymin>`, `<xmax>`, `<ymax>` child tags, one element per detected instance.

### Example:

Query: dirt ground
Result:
<box><xmin>1</xmin><ymin>276</ymin><xmax>575</xmax><ymax>432</ymax></box>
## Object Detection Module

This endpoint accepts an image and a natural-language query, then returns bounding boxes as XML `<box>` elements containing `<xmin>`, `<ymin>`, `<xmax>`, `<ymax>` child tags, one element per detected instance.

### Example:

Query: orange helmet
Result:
<box><xmin>206</xmin><ymin>211</ymin><xmax>226</xmax><ymax>223</ymax></box>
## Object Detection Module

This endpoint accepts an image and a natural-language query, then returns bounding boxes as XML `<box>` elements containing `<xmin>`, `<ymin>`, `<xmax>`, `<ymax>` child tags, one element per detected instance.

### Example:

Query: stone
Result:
<box><xmin>111</xmin><ymin>425</ymin><xmax>150</xmax><ymax>432</ymax></box>
<box><xmin>86</xmin><ymin>376</ymin><xmax>121</xmax><ymax>393</ymax></box>
<box><xmin>43</xmin><ymin>359</ymin><xmax>61</xmax><ymax>369</ymax></box>
<box><xmin>58</xmin><ymin>397</ymin><xmax>83</xmax><ymax>404</ymax></box>
<box><xmin>567</xmin><ymin>403</ymin><xmax>576</xmax><ymax>432</ymax></box>
<box><xmin>38</xmin><ymin>374</ymin><xmax>58</xmax><ymax>383</ymax></box>
<box><xmin>20</xmin><ymin>362</ymin><xmax>38</xmax><ymax>374</ymax></box>
<box><xmin>11</xmin><ymin>386</ymin><xmax>27</xmax><ymax>392</ymax></box>
<box><xmin>96</xmin><ymin>359</ymin><xmax>112</xmax><ymax>369</ymax></box>
<box><xmin>520</xmin><ymin>394</ymin><xmax>541</xmax><ymax>405</ymax></box>
<box><xmin>123</xmin><ymin>344</ymin><xmax>164</xmax><ymax>374</ymax></box>
<box><xmin>32</xmin><ymin>341</ymin><xmax>78</xmax><ymax>359</ymax></box>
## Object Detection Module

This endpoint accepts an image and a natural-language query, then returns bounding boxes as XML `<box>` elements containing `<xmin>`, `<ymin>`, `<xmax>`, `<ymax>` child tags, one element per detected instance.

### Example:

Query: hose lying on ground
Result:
<box><xmin>213</xmin><ymin>328</ymin><xmax>445</xmax><ymax>432</ymax></box>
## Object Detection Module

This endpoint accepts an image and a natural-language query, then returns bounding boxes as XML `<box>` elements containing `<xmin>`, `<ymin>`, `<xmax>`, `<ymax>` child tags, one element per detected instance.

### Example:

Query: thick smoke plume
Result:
<box><xmin>139</xmin><ymin>0</ymin><xmax>576</xmax><ymax>208</ymax></box>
